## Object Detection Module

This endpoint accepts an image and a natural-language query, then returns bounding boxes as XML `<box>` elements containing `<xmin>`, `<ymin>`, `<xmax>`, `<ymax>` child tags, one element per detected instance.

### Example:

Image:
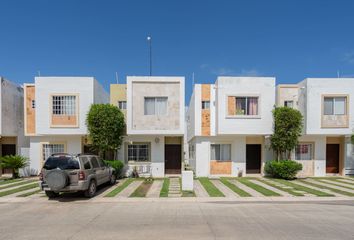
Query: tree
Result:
<box><xmin>0</xmin><ymin>155</ymin><xmax>29</xmax><ymax>178</ymax></box>
<box><xmin>351</xmin><ymin>135</ymin><xmax>354</xmax><ymax>145</ymax></box>
<box><xmin>270</xmin><ymin>107</ymin><xmax>303</xmax><ymax>160</ymax></box>
<box><xmin>86</xmin><ymin>104</ymin><xmax>126</xmax><ymax>159</ymax></box>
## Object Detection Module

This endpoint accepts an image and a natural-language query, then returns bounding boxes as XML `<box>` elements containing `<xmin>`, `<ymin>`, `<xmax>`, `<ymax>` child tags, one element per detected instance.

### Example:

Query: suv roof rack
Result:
<box><xmin>51</xmin><ymin>153</ymin><xmax>72</xmax><ymax>157</ymax></box>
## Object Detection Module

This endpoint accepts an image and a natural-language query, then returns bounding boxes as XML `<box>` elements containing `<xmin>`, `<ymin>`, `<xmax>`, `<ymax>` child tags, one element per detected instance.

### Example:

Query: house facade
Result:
<box><xmin>24</xmin><ymin>77</ymin><xmax>109</xmax><ymax>174</ymax></box>
<box><xmin>0</xmin><ymin>77</ymin><xmax>28</xmax><ymax>175</ymax></box>
<box><xmin>187</xmin><ymin>77</ymin><xmax>275</xmax><ymax>177</ymax></box>
<box><xmin>277</xmin><ymin>78</ymin><xmax>354</xmax><ymax>176</ymax></box>
<box><xmin>111</xmin><ymin>76</ymin><xmax>185</xmax><ymax>177</ymax></box>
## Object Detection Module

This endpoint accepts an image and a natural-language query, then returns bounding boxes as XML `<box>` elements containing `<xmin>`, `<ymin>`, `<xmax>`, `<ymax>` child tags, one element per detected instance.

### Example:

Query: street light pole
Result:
<box><xmin>147</xmin><ymin>36</ymin><xmax>152</xmax><ymax>76</ymax></box>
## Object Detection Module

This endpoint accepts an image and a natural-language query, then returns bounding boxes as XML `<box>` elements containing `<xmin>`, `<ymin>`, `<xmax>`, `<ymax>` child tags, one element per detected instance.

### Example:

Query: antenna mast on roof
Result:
<box><xmin>115</xmin><ymin>72</ymin><xmax>119</xmax><ymax>84</ymax></box>
<box><xmin>192</xmin><ymin>72</ymin><xmax>195</xmax><ymax>86</ymax></box>
<box><xmin>337</xmin><ymin>70</ymin><xmax>340</xmax><ymax>78</ymax></box>
<box><xmin>37</xmin><ymin>70</ymin><xmax>41</xmax><ymax>76</ymax></box>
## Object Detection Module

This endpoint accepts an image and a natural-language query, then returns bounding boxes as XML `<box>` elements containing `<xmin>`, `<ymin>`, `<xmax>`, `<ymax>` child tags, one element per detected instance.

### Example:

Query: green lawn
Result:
<box><xmin>297</xmin><ymin>180</ymin><xmax>354</xmax><ymax>197</ymax></box>
<box><xmin>0</xmin><ymin>179</ymin><xmax>37</xmax><ymax>190</ymax></box>
<box><xmin>256</xmin><ymin>178</ymin><xmax>304</xmax><ymax>196</ymax></box>
<box><xmin>313</xmin><ymin>178</ymin><xmax>354</xmax><ymax>190</ymax></box>
<box><xmin>17</xmin><ymin>189</ymin><xmax>41</xmax><ymax>197</ymax></box>
<box><xmin>0</xmin><ymin>178</ymin><xmax>22</xmax><ymax>185</ymax></box>
<box><xmin>0</xmin><ymin>183</ymin><xmax>39</xmax><ymax>197</ymax></box>
<box><xmin>129</xmin><ymin>179</ymin><xmax>153</xmax><ymax>197</ymax></box>
<box><xmin>271</xmin><ymin>179</ymin><xmax>334</xmax><ymax>197</ymax></box>
<box><xmin>220</xmin><ymin>178</ymin><xmax>251</xmax><ymax>197</ymax></box>
<box><xmin>159</xmin><ymin>178</ymin><xmax>170</xmax><ymax>197</ymax></box>
<box><xmin>105</xmin><ymin>178</ymin><xmax>134</xmax><ymax>197</ymax></box>
<box><xmin>237</xmin><ymin>178</ymin><xmax>281</xmax><ymax>196</ymax></box>
<box><xmin>198</xmin><ymin>178</ymin><xmax>225</xmax><ymax>197</ymax></box>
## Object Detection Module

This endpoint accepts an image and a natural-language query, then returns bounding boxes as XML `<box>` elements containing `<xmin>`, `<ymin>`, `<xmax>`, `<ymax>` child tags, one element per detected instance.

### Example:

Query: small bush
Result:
<box><xmin>264</xmin><ymin>160</ymin><xmax>302</xmax><ymax>180</ymax></box>
<box><xmin>104</xmin><ymin>160</ymin><xmax>124</xmax><ymax>178</ymax></box>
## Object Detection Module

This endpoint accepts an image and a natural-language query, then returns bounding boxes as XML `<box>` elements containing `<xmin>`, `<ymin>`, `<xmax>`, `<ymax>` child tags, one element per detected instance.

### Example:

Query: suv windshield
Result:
<box><xmin>43</xmin><ymin>156</ymin><xmax>80</xmax><ymax>170</ymax></box>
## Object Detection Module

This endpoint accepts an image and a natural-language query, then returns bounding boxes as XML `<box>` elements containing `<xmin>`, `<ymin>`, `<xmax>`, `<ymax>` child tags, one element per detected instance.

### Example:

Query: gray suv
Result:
<box><xmin>39</xmin><ymin>154</ymin><xmax>116</xmax><ymax>198</ymax></box>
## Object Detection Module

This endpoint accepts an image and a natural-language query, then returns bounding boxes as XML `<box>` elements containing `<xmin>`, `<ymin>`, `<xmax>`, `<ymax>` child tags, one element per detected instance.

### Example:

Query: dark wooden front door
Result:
<box><xmin>246</xmin><ymin>144</ymin><xmax>261</xmax><ymax>174</ymax></box>
<box><xmin>326</xmin><ymin>144</ymin><xmax>340</xmax><ymax>173</ymax></box>
<box><xmin>165</xmin><ymin>144</ymin><xmax>181</xmax><ymax>174</ymax></box>
<box><xmin>1</xmin><ymin>144</ymin><xmax>16</xmax><ymax>174</ymax></box>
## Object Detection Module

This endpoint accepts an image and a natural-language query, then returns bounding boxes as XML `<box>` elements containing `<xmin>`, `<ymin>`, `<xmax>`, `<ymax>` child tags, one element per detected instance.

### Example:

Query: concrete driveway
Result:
<box><xmin>0</xmin><ymin>200</ymin><xmax>353</xmax><ymax>240</ymax></box>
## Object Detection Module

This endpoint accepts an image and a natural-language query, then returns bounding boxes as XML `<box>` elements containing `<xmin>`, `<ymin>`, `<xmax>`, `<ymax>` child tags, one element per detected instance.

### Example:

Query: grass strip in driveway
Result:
<box><xmin>0</xmin><ymin>183</ymin><xmax>38</xmax><ymax>197</ymax></box>
<box><xmin>257</xmin><ymin>178</ymin><xmax>304</xmax><ymax>196</ymax></box>
<box><xmin>105</xmin><ymin>178</ymin><xmax>134</xmax><ymax>197</ymax></box>
<box><xmin>0</xmin><ymin>179</ymin><xmax>22</xmax><ymax>185</ymax></box>
<box><xmin>220</xmin><ymin>178</ymin><xmax>251</xmax><ymax>197</ymax></box>
<box><xmin>181</xmin><ymin>190</ymin><xmax>196</xmax><ymax>197</ymax></box>
<box><xmin>198</xmin><ymin>178</ymin><xmax>225</xmax><ymax>197</ymax></box>
<box><xmin>159</xmin><ymin>178</ymin><xmax>170</xmax><ymax>197</ymax></box>
<box><xmin>298</xmin><ymin>180</ymin><xmax>354</xmax><ymax>197</ymax></box>
<box><xmin>313</xmin><ymin>179</ymin><xmax>354</xmax><ymax>190</ymax></box>
<box><xmin>271</xmin><ymin>179</ymin><xmax>334</xmax><ymax>197</ymax></box>
<box><xmin>129</xmin><ymin>179</ymin><xmax>154</xmax><ymax>197</ymax></box>
<box><xmin>17</xmin><ymin>189</ymin><xmax>41</xmax><ymax>197</ymax></box>
<box><xmin>0</xmin><ymin>179</ymin><xmax>36</xmax><ymax>190</ymax></box>
<box><xmin>237</xmin><ymin>178</ymin><xmax>281</xmax><ymax>196</ymax></box>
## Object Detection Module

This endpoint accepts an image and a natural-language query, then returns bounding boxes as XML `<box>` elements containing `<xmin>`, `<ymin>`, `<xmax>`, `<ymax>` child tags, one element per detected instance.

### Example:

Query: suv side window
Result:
<box><xmin>90</xmin><ymin>157</ymin><xmax>100</xmax><ymax>169</ymax></box>
<box><xmin>97</xmin><ymin>158</ymin><xmax>106</xmax><ymax>167</ymax></box>
<box><xmin>80</xmin><ymin>157</ymin><xmax>91</xmax><ymax>170</ymax></box>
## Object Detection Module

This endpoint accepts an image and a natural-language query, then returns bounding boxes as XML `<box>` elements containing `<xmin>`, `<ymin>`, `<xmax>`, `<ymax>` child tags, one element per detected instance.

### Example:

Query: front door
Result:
<box><xmin>165</xmin><ymin>144</ymin><xmax>181</xmax><ymax>174</ymax></box>
<box><xmin>246</xmin><ymin>144</ymin><xmax>261</xmax><ymax>174</ymax></box>
<box><xmin>326</xmin><ymin>144</ymin><xmax>340</xmax><ymax>173</ymax></box>
<box><xmin>2</xmin><ymin>144</ymin><xmax>16</xmax><ymax>174</ymax></box>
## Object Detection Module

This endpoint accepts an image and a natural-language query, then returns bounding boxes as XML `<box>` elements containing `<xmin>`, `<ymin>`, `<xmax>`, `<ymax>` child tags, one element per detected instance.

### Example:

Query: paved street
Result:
<box><xmin>0</xmin><ymin>200</ymin><xmax>353</xmax><ymax>240</ymax></box>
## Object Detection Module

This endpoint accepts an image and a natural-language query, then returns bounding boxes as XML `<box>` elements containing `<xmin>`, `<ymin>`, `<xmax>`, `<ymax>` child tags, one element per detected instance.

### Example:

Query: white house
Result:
<box><xmin>0</xmin><ymin>77</ymin><xmax>28</xmax><ymax>175</ymax></box>
<box><xmin>24</xmin><ymin>77</ymin><xmax>109</xmax><ymax>174</ymax></box>
<box><xmin>277</xmin><ymin>78</ymin><xmax>354</xmax><ymax>176</ymax></box>
<box><xmin>187</xmin><ymin>77</ymin><xmax>275</xmax><ymax>177</ymax></box>
<box><xmin>113</xmin><ymin>76</ymin><xmax>185</xmax><ymax>177</ymax></box>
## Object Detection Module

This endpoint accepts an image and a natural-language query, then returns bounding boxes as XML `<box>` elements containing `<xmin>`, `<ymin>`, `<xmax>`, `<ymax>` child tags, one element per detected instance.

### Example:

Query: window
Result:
<box><xmin>144</xmin><ymin>97</ymin><xmax>167</xmax><ymax>115</ymax></box>
<box><xmin>43</xmin><ymin>156</ymin><xmax>79</xmax><ymax>170</ymax></box>
<box><xmin>210</xmin><ymin>144</ymin><xmax>231</xmax><ymax>161</ymax></box>
<box><xmin>90</xmin><ymin>157</ymin><xmax>100</xmax><ymax>168</ymax></box>
<box><xmin>31</xmin><ymin>100</ymin><xmax>36</xmax><ymax>108</ymax></box>
<box><xmin>42</xmin><ymin>144</ymin><xmax>65</xmax><ymax>163</ymax></box>
<box><xmin>295</xmin><ymin>143</ymin><xmax>313</xmax><ymax>160</ymax></box>
<box><xmin>235</xmin><ymin>97</ymin><xmax>258</xmax><ymax>115</ymax></box>
<box><xmin>284</xmin><ymin>100</ymin><xmax>294</xmax><ymax>108</ymax></box>
<box><xmin>81</xmin><ymin>157</ymin><xmax>91</xmax><ymax>170</ymax></box>
<box><xmin>118</xmin><ymin>101</ymin><xmax>127</xmax><ymax>110</ymax></box>
<box><xmin>128</xmin><ymin>144</ymin><xmax>149</xmax><ymax>162</ymax></box>
<box><xmin>324</xmin><ymin>97</ymin><xmax>346</xmax><ymax>115</ymax></box>
<box><xmin>52</xmin><ymin>95</ymin><xmax>76</xmax><ymax>115</ymax></box>
<box><xmin>202</xmin><ymin>101</ymin><xmax>210</xmax><ymax>109</ymax></box>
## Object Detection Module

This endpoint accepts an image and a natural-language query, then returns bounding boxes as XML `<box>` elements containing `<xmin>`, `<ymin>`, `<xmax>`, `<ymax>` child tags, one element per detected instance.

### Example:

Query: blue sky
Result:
<box><xmin>1</xmin><ymin>0</ymin><xmax>354</xmax><ymax>104</ymax></box>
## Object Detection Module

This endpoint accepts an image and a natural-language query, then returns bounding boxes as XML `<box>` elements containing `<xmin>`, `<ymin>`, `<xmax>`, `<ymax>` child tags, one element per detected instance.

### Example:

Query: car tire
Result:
<box><xmin>45</xmin><ymin>191</ymin><xmax>59</xmax><ymax>198</ymax></box>
<box><xmin>84</xmin><ymin>180</ymin><xmax>97</xmax><ymax>198</ymax></box>
<box><xmin>109</xmin><ymin>174</ymin><xmax>117</xmax><ymax>185</ymax></box>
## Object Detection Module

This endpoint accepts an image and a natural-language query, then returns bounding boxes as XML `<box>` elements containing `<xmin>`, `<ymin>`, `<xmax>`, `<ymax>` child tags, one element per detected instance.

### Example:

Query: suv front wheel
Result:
<box><xmin>84</xmin><ymin>180</ymin><xmax>97</xmax><ymax>198</ymax></box>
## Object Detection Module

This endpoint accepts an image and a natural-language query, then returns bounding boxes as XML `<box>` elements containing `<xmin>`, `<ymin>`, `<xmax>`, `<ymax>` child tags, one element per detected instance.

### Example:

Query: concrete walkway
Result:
<box><xmin>116</xmin><ymin>180</ymin><xmax>142</xmax><ymax>198</ymax></box>
<box><xmin>229</xmin><ymin>179</ymin><xmax>264</xmax><ymax>197</ymax></box>
<box><xmin>293</xmin><ymin>180</ymin><xmax>343</xmax><ymax>197</ymax></box>
<box><xmin>168</xmin><ymin>178</ymin><xmax>181</xmax><ymax>197</ymax></box>
<box><xmin>337</xmin><ymin>178</ymin><xmax>354</xmax><ymax>184</ymax></box>
<box><xmin>319</xmin><ymin>179</ymin><xmax>354</xmax><ymax>189</ymax></box>
<box><xmin>146</xmin><ymin>180</ymin><xmax>163</xmax><ymax>198</ymax></box>
<box><xmin>305</xmin><ymin>179</ymin><xmax>354</xmax><ymax>194</ymax></box>
<box><xmin>194</xmin><ymin>180</ymin><xmax>209</xmax><ymax>197</ymax></box>
<box><xmin>211</xmin><ymin>180</ymin><xmax>238</xmax><ymax>198</ymax></box>
<box><xmin>250</xmin><ymin>179</ymin><xmax>292</xmax><ymax>197</ymax></box>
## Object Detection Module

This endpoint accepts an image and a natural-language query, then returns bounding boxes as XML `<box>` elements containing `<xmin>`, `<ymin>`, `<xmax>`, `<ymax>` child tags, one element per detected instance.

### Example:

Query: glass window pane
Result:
<box><xmin>144</xmin><ymin>98</ymin><xmax>155</xmax><ymax>115</ymax></box>
<box><xmin>236</xmin><ymin>97</ymin><xmax>246</xmax><ymax>115</ymax></box>
<box><xmin>220</xmin><ymin>144</ymin><xmax>231</xmax><ymax>161</ymax></box>
<box><xmin>156</xmin><ymin>97</ymin><xmax>167</xmax><ymax>115</ymax></box>
<box><xmin>295</xmin><ymin>144</ymin><xmax>313</xmax><ymax>160</ymax></box>
<box><xmin>334</xmin><ymin>97</ymin><xmax>346</xmax><ymax>115</ymax></box>
<box><xmin>324</xmin><ymin>98</ymin><xmax>334</xmax><ymax>115</ymax></box>
<box><xmin>247</xmin><ymin>97</ymin><xmax>258</xmax><ymax>115</ymax></box>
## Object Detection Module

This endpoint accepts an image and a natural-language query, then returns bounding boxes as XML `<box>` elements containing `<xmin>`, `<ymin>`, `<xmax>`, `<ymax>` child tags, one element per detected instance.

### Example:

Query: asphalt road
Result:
<box><xmin>0</xmin><ymin>200</ymin><xmax>353</xmax><ymax>240</ymax></box>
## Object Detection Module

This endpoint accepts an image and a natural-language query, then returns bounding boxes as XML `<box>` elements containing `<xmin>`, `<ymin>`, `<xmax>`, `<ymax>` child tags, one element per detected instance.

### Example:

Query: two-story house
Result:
<box><xmin>0</xmin><ymin>77</ymin><xmax>28</xmax><ymax>175</ymax></box>
<box><xmin>277</xmin><ymin>78</ymin><xmax>354</xmax><ymax>176</ymax></box>
<box><xmin>24</xmin><ymin>77</ymin><xmax>109</xmax><ymax>174</ymax></box>
<box><xmin>187</xmin><ymin>77</ymin><xmax>275</xmax><ymax>177</ymax></box>
<box><xmin>111</xmin><ymin>76</ymin><xmax>185</xmax><ymax>177</ymax></box>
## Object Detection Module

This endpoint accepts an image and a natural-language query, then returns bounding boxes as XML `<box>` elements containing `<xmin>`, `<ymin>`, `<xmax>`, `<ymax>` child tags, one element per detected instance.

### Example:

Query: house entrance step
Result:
<box><xmin>168</xmin><ymin>177</ymin><xmax>181</xmax><ymax>197</ymax></box>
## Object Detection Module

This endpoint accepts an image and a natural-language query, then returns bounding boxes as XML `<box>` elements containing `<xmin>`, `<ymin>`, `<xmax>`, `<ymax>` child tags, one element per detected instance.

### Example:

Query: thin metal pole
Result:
<box><xmin>147</xmin><ymin>36</ymin><xmax>152</xmax><ymax>76</ymax></box>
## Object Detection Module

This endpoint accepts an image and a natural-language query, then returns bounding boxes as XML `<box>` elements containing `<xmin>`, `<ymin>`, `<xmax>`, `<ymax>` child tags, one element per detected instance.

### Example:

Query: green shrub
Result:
<box><xmin>264</xmin><ymin>160</ymin><xmax>302</xmax><ymax>180</ymax></box>
<box><xmin>104</xmin><ymin>160</ymin><xmax>124</xmax><ymax>178</ymax></box>
<box><xmin>0</xmin><ymin>155</ymin><xmax>29</xmax><ymax>178</ymax></box>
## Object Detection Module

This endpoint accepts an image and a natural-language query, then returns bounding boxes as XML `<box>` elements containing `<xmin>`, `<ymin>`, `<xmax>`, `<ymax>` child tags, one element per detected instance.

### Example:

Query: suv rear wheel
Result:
<box><xmin>45</xmin><ymin>191</ymin><xmax>60</xmax><ymax>198</ymax></box>
<box><xmin>84</xmin><ymin>180</ymin><xmax>97</xmax><ymax>198</ymax></box>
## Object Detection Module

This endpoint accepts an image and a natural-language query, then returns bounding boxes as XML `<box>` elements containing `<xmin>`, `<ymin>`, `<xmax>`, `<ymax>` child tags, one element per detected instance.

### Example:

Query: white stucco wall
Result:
<box><xmin>117</xmin><ymin>135</ymin><xmax>165</xmax><ymax>177</ymax></box>
<box><xmin>303</xmin><ymin>78</ymin><xmax>354</xmax><ymax>135</ymax></box>
<box><xmin>344</xmin><ymin>137</ymin><xmax>354</xmax><ymax>175</ymax></box>
<box><xmin>216</xmin><ymin>77</ymin><xmax>275</xmax><ymax>135</ymax></box>
<box><xmin>28</xmin><ymin>135</ymin><xmax>82</xmax><ymax>175</ymax></box>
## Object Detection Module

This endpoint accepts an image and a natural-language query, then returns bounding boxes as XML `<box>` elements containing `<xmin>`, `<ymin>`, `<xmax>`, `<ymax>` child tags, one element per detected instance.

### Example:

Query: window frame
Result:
<box><xmin>323</xmin><ymin>96</ymin><xmax>348</xmax><ymax>116</ymax></box>
<box><xmin>118</xmin><ymin>101</ymin><xmax>127</xmax><ymax>110</ymax></box>
<box><xmin>202</xmin><ymin>101</ymin><xmax>210</xmax><ymax>110</ymax></box>
<box><xmin>49</xmin><ymin>93</ymin><xmax>79</xmax><ymax>128</ymax></box>
<box><xmin>41</xmin><ymin>142</ymin><xmax>66</xmax><ymax>166</ymax></box>
<box><xmin>126</xmin><ymin>143</ymin><xmax>150</xmax><ymax>163</ymax></box>
<box><xmin>284</xmin><ymin>100</ymin><xmax>294</xmax><ymax>108</ymax></box>
<box><xmin>226</xmin><ymin>94</ymin><xmax>261</xmax><ymax>119</ymax></box>
<box><xmin>295</xmin><ymin>142</ymin><xmax>314</xmax><ymax>161</ymax></box>
<box><xmin>144</xmin><ymin>97</ymin><xmax>168</xmax><ymax>116</ymax></box>
<box><xmin>210</xmin><ymin>144</ymin><xmax>231</xmax><ymax>162</ymax></box>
